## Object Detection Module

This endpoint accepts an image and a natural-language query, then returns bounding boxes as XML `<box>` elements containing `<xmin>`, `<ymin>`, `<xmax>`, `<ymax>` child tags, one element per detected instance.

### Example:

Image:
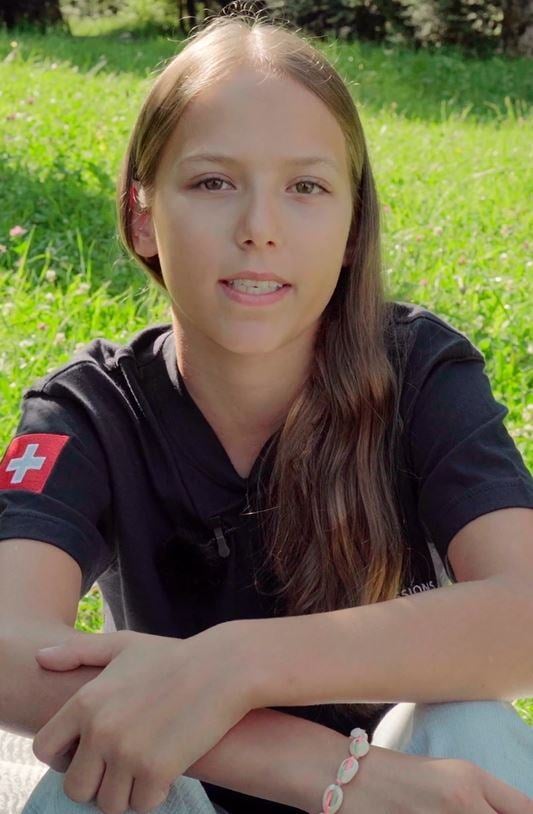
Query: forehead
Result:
<box><xmin>159</xmin><ymin>67</ymin><xmax>350</xmax><ymax>176</ymax></box>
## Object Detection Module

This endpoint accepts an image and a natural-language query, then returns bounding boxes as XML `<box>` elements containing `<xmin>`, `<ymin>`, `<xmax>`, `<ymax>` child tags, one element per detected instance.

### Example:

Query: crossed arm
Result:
<box><xmin>185</xmin><ymin>507</ymin><xmax>533</xmax><ymax>807</ymax></box>
<box><xmin>8</xmin><ymin>508</ymin><xmax>533</xmax><ymax>811</ymax></box>
<box><xmin>238</xmin><ymin>508</ymin><xmax>533</xmax><ymax>707</ymax></box>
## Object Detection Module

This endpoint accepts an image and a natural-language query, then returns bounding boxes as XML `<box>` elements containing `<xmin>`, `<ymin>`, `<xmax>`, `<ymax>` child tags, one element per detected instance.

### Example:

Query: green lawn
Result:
<box><xmin>0</xmin><ymin>21</ymin><xmax>531</xmax><ymax>724</ymax></box>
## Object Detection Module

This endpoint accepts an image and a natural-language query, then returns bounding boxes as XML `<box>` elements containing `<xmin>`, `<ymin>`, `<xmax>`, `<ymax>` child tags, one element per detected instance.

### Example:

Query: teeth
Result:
<box><xmin>227</xmin><ymin>279</ymin><xmax>283</xmax><ymax>294</ymax></box>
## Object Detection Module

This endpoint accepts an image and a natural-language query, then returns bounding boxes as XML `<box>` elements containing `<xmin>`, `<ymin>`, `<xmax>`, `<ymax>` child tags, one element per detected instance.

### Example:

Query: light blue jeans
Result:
<box><xmin>22</xmin><ymin>700</ymin><xmax>533</xmax><ymax>813</ymax></box>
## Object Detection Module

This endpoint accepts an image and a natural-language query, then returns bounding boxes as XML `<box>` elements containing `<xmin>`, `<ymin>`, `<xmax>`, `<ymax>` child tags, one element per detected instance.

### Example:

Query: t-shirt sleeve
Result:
<box><xmin>404</xmin><ymin>316</ymin><xmax>533</xmax><ymax>583</ymax></box>
<box><xmin>0</xmin><ymin>391</ymin><xmax>115</xmax><ymax>597</ymax></box>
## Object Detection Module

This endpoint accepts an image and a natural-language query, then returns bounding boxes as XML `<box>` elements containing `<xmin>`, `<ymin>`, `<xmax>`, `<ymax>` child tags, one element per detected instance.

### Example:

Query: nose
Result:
<box><xmin>236</xmin><ymin>186</ymin><xmax>280</xmax><ymax>249</ymax></box>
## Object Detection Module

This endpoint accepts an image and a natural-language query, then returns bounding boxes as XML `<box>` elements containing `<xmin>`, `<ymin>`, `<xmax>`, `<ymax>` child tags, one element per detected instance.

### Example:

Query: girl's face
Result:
<box><xmin>132</xmin><ymin>66</ymin><xmax>354</xmax><ymax>357</ymax></box>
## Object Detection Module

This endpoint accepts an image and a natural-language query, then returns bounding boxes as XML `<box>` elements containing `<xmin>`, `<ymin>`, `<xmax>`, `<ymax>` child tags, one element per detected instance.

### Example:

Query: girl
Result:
<box><xmin>2</xmin><ymin>7</ymin><xmax>533</xmax><ymax>814</ymax></box>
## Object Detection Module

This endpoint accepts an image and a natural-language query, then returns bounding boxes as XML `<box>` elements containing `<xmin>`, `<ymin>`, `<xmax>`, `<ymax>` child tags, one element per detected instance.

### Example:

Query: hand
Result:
<box><xmin>32</xmin><ymin>626</ymin><xmax>252</xmax><ymax>814</ymax></box>
<box><xmin>340</xmin><ymin>745</ymin><xmax>533</xmax><ymax>813</ymax></box>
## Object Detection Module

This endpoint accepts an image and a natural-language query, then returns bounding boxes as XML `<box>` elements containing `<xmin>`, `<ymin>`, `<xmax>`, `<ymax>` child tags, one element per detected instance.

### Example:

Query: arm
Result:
<box><xmin>243</xmin><ymin>508</ymin><xmax>533</xmax><ymax>710</ymax></box>
<box><xmin>0</xmin><ymin>622</ymin><xmax>103</xmax><ymax>738</ymax></box>
<box><xmin>0</xmin><ymin>623</ymin><xmax>351</xmax><ymax>812</ymax></box>
<box><xmin>186</xmin><ymin>706</ymin><xmax>352</xmax><ymax>811</ymax></box>
<box><xmin>241</xmin><ymin>574</ymin><xmax>533</xmax><ymax>712</ymax></box>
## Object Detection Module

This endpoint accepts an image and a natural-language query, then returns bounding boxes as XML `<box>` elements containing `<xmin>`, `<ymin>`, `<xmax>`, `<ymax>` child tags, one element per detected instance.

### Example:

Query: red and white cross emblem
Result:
<box><xmin>0</xmin><ymin>434</ymin><xmax>70</xmax><ymax>493</ymax></box>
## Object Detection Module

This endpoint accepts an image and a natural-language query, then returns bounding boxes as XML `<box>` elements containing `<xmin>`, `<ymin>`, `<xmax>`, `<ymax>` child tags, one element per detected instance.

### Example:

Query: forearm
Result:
<box><xmin>2</xmin><ymin>626</ymin><xmax>348</xmax><ymax>812</ymax></box>
<box><xmin>0</xmin><ymin>624</ymin><xmax>102</xmax><ymax>738</ymax></box>
<box><xmin>240</xmin><ymin>576</ymin><xmax>533</xmax><ymax>710</ymax></box>
<box><xmin>185</xmin><ymin>707</ymin><xmax>349</xmax><ymax>812</ymax></box>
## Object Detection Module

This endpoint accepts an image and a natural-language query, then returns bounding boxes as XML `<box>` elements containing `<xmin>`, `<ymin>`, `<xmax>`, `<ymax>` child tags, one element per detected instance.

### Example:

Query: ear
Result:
<box><xmin>132</xmin><ymin>209</ymin><xmax>158</xmax><ymax>258</ymax></box>
<box><xmin>130</xmin><ymin>186</ymin><xmax>158</xmax><ymax>258</ymax></box>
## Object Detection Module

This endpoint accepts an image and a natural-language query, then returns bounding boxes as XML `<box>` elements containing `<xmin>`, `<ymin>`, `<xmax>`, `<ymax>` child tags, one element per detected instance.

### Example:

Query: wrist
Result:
<box><xmin>209</xmin><ymin>620</ymin><xmax>263</xmax><ymax>714</ymax></box>
<box><xmin>298</xmin><ymin>728</ymin><xmax>350</xmax><ymax>813</ymax></box>
<box><xmin>303</xmin><ymin>733</ymin><xmax>377</xmax><ymax>814</ymax></box>
<box><xmin>185</xmin><ymin>708</ymin><xmax>356</xmax><ymax>811</ymax></box>
<box><xmin>218</xmin><ymin>617</ymin><xmax>277</xmax><ymax>709</ymax></box>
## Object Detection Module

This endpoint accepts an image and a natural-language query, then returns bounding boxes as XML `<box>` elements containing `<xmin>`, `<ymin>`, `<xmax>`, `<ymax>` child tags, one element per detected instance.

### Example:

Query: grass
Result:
<box><xmin>0</xmin><ymin>20</ymin><xmax>532</xmax><ymax>723</ymax></box>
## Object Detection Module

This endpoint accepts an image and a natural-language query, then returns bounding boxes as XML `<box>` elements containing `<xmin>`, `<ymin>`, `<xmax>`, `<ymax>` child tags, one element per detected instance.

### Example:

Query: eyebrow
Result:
<box><xmin>178</xmin><ymin>152</ymin><xmax>340</xmax><ymax>173</ymax></box>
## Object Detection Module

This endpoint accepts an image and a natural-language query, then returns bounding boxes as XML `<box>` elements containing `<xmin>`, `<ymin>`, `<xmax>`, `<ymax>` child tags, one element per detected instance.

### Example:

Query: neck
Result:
<box><xmin>171</xmin><ymin>312</ymin><xmax>316</xmax><ymax>443</ymax></box>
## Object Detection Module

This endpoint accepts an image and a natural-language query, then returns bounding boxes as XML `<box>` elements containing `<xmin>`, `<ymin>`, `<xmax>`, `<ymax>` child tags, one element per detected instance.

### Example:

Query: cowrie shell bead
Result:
<box><xmin>350</xmin><ymin>735</ymin><xmax>370</xmax><ymax>758</ymax></box>
<box><xmin>350</xmin><ymin>727</ymin><xmax>367</xmax><ymax>739</ymax></box>
<box><xmin>322</xmin><ymin>783</ymin><xmax>343</xmax><ymax>814</ymax></box>
<box><xmin>336</xmin><ymin>755</ymin><xmax>359</xmax><ymax>784</ymax></box>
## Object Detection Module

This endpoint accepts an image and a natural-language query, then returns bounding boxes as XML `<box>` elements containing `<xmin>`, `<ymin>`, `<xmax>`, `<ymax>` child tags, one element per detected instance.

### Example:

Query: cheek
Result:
<box><xmin>161</xmin><ymin>213</ymin><xmax>218</xmax><ymax>268</ymax></box>
<box><xmin>307</xmin><ymin>261</ymin><xmax>343</xmax><ymax>312</ymax></box>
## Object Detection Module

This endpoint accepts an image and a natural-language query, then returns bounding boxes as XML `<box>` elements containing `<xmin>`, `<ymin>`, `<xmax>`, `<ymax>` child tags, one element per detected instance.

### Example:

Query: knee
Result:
<box><xmin>372</xmin><ymin>699</ymin><xmax>523</xmax><ymax>755</ymax></box>
<box><xmin>22</xmin><ymin>769</ymin><xmax>75</xmax><ymax>813</ymax></box>
<box><xmin>372</xmin><ymin>699</ymin><xmax>533</xmax><ymax>797</ymax></box>
<box><xmin>22</xmin><ymin>767</ymin><xmax>214</xmax><ymax>814</ymax></box>
<box><xmin>400</xmin><ymin>699</ymin><xmax>533</xmax><ymax>766</ymax></box>
<box><xmin>409</xmin><ymin>699</ymin><xmax>520</xmax><ymax>751</ymax></box>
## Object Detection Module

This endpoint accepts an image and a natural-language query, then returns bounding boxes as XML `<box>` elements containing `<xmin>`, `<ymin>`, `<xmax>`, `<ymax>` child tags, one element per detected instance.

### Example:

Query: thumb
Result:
<box><xmin>35</xmin><ymin>632</ymin><xmax>121</xmax><ymax>671</ymax></box>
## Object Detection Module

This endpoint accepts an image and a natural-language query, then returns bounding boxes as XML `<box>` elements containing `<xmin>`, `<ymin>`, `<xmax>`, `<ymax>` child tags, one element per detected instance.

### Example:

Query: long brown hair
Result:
<box><xmin>116</xmin><ymin>7</ymin><xmax>410</xmax><ymax>725</ymax></box>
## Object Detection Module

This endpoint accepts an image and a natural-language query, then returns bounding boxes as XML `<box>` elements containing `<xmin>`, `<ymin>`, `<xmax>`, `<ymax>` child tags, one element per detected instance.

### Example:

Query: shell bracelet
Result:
<box><xmin>316</xmin><ymin>727</ymin><xmax>370</xmax><ymax>814</ymax></box>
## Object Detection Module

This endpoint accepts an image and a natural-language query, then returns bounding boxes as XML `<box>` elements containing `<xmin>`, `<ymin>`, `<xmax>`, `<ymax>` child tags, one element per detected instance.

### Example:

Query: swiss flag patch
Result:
<box><xmin>0</xmin><ymin>434</ymin><xmax>71</xmax><ymax>493</ymax></box>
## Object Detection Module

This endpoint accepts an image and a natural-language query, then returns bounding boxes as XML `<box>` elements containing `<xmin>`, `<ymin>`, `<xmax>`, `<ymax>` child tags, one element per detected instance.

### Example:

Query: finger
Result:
<box><xmin>95</xmin><ymin>762</ymin><xmax>135</xmax><ymax>814</ymax></box>
<box><xmin>47</xmin><ymin>737</ymin><xmax>80</xmax><ymax>774</ymax></box>
<box><xmin>482</xmin><ymin>769</ymin><xmax>533</xmax><ymax>813</ymax></box>
<box><xmin>36</xmin><ymin>632</ymin><xmax>123</xmax><ymax>671</ymax></box>
<box><xmin>61</xmin><ymin>734</ymin><xmax>106</xmax><ymax>804</ymax></box>
<box><xmin>35</xmin><ymin>644</ymin><xmax>86</xmax><ymax>671</ymax></box>
<box><xmin>130</xmin><ymin>775</ymin><xmax>172</xmax><ymax>814</ymax></box>
<box><xmin>32</xmin><ymin>700</ymin><xmax>81</xmax><ymax>766</ymax></box>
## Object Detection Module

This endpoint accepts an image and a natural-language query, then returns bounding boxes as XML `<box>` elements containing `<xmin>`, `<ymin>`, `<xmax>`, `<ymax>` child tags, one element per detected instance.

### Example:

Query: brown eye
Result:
<box><xmin>193</xmin><ymin>177</ymin><xmax>327</xmax><ymax>194</ymax></box>
<box><xmin>293</xmin><ymin>180</ymin><xmax>326</xmax><ymax>194</ymax></box>
<box><xmin>194</xmin><ymin>177</ymin><xmax>231</xmax><ymax>191</ymax></box>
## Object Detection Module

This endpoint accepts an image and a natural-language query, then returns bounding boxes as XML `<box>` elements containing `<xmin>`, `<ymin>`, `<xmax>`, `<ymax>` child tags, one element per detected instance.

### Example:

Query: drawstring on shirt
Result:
<box><xmin>206</xmin><ymin>495</ymin><xmax>250</xmax><ymax>559</ymax></box>
<box><xmin>213</xmin><ymin>519</ymin><xmax>230</xmax><ymax>558</ymax></box>
<box><xmin>206</xmin><ymin>514</ymin><xmax>233</xmax><ymax>558</ymax></box>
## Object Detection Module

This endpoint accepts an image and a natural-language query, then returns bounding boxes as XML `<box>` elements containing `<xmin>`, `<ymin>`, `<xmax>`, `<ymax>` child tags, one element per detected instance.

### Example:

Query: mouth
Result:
<box><xmin>220</xmin><ymin>279</ymin><xmax>291</xmax><ymax>287</ymax></box>
<box><xmin>218</xmin><ymin>279</ymin><xmax>292</xmax><ymax>305</ymax></box>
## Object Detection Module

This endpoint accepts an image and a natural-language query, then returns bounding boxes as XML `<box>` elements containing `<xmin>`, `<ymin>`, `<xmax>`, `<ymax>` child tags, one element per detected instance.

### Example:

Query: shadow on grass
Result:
<box><xmin>0</xmin><ymin>161</ymin><xmax>146</xmax><ymax>298</ymax></box>
<box><xmin>0</xmin><ymin>19</ymin><xmax>185</xmax><ymax>79</ymax></box>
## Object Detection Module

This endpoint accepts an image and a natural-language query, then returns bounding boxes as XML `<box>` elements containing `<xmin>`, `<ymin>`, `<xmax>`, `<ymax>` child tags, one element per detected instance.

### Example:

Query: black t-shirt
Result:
<box><xmin>1</xmin><ymin>300</ymin><xmax>533</xmax><ymax>814</ymax></box>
